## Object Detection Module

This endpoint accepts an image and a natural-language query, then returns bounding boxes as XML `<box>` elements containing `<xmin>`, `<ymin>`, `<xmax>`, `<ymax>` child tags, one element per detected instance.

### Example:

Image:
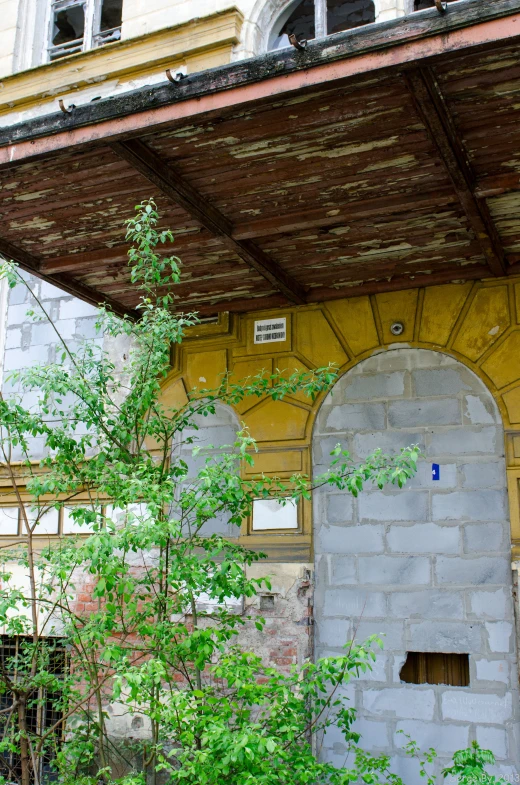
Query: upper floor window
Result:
<box><xmin>48</xmin><ymin>0</ymin><xmax>122</xmax><ymax>61</ymax></box>
<box><xmin>269</xmin><ymin>0</ymin><xmax>375</xmax><ymax>50</ymax></box>
<box><xmin>414</xmin><ymin>0</ymin><xmax>459</xmax><ymax>8</ymax></box>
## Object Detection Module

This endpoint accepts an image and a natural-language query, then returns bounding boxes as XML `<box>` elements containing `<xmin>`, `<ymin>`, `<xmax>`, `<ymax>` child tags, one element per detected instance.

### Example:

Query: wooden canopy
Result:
<box><xmin>1</xmin><ymin>0</ymin><xmax>520</xmax><ymax>316</ymax></box>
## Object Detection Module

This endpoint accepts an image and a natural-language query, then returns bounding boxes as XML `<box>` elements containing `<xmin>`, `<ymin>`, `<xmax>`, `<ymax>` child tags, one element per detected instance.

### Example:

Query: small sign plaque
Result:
<box><xmin>254</xmin><ymin>317</ymin><xmax>287</xmax><ymax>344</ymax></box>
<box><xmin>432</xmin><ymin>463</ymin><xmax>440</xmax><ymax>481</ymax></box>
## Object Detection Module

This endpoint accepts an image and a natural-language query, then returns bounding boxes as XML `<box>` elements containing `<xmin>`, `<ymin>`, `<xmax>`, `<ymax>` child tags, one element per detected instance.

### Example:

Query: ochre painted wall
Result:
<box><xmin>160</xmin><ymin>277</ymin><xmax>520</xmax><ymax>560</ymax></box>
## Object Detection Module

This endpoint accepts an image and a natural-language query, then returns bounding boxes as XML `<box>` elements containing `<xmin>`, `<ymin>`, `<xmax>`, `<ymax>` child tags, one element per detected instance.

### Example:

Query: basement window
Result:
<box><xmin>400</xmin><ymin>652</ymin><xmax>470</xmax><ymax>687</ymax></box>
<box><xmin>269</xmin><ymin>0</ymin><xmax>375</xmax><ymax>49</ymax></box>
<box><xmin>0</xmin><ymin>636</ymin><xmax>67</xmax><ymax>783</ymax></box>
<box><xmin>47</xmin><ymin>0</ymin><xmax>122</xmax><ymax>61</ymax></box>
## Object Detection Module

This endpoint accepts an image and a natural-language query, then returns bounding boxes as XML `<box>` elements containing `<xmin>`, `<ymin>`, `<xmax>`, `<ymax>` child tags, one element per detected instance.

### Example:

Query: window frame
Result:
<box><xmin>44</xmin><ymin>0</ymin><xmax>121</xmax><ymax>63</ymax></box>
<box><xmin>268</xmin><ymin>0</ymin><xmax>378</xmax><ymax>50</ymax></box>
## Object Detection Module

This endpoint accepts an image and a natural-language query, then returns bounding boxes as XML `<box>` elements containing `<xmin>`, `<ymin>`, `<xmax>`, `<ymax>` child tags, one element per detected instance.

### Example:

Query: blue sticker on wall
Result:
<box><xmin>432</xmin><ymin>463</ymin><xmax>440</xmax><ymax>481</ymax></box>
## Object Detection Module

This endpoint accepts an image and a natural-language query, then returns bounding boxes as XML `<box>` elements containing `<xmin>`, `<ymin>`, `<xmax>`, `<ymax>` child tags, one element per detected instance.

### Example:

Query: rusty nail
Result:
<box><xmin>288</xmin><ymin>33</ymin><xmax>307</xmax><ymax>50</ymax></box>
<box><xmin>434</xmin><ymin>0</ymin><xmax>447</xmax><ymax>11</ymax></box>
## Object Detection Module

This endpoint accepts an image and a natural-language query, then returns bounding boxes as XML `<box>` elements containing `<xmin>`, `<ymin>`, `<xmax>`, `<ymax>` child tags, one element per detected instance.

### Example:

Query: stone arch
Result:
<box><xmin>312</xmin><ymin>347</ymin><xmax>519</xmax><ymax>777</ymax></box>
<box><xmin>242</xmin><ymin>0</ymin><xmax>380</xmax><ymax>57</ymax></box>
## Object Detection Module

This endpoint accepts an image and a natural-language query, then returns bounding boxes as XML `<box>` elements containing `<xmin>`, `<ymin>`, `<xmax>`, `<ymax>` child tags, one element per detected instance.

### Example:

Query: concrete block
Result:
<box><xmin>475</xmin><ymin>726</ymin><xmax>508</xmax><ymax>760</ymax></box>
<box><xmin>8</xmin><ymin>283</ymin><xmax>28</xmax><ymax>305</ymax></box>
<box><xmin>313</xmin><ymin>435</ymin><xmax>351</xmax><ymax>465</ymax></box>
<box><xmin>329</xmin><ymin>555</ymin><xmax>357</xmax><ymax>584</ymax></box>
<box><xmin>359</xmin><ymin>555</ymin><xmax>430</xmax><ymax>585</ymax></box>
<box><xmin>324</xmin><ymin>403</ymin><xmax>386</xmax><ymax>431</ymax></box>
<box><xmin>315</xmin><ymin>553</ymin><xmax>331</xmax><ymax>588</ymax></box>
<box><xmin>408</xmin><ymin>462</ymin><xmax>457</xmax><ymax>489</ymax></box>
<box><xmin>3</xmin><ymin>345</ymin><xmax>44</xmax><ymax>371</ymax></box>
<box><xmin>407</xmin><ymin>621</ymin><xmax>481</xmax><ymax>653</ymax></box>
<box><xmin>359</xmin><ymin>491</ymin><xmax>428</xmax><ymax>522</ymax></box>
<box><xmin>441</xmin><ymin>691</ymin><xmax>512</xmax><ymax>724</ymax></box>
<box><xmin>390</xmin><ymin>590</ymin><xmax>464</xmax><ymax>620</ymax></box>
<box><xmin>363</xmin><ymin>687</ymin><xmax>435</xmax><ymax>720</ymax></box>
<box><xmin>344</xmin><ymin>372</ymin><xmax>405</xmax><ymax>401</ymax></box>
<box><xmin>6</xmin><ymin>302</ymin><xmax>32</xmax><ymax>325</ymax></box>
<box><xmin>52</xmin><ymin>319</ymin><xmax>77</xmax><ymax>340</ymax></box>
<box><xmin>429</xmin><ymin>427</ymin><xmax>498</xmax><ymax>456</ymax></box>
<box><xmin>322</xmin><ymin>723</ymin><xmax>349</xmax><ymax>753</ymax></box>
<box><xmin>463</xmin><ymin>395</ymin><xmax>496</xmax><ymax>425</ymax></box>
<box><xmin>326</xmin><ymin>494</ymin><xmax>355</xmax><ymax>523</ymax></box>
<box><xmin>75</xmin><ymin>316</ymin><xmax>100</xmax><ymax>340</ymax></box>
<box><xmin>317</xmin><ymin>618</ymin><xmax>351</xmax><ymax>649</ymax></box>
<box><xmin>435</xmin><ymin>557</ymin><xmax>510</xmax><ymax>586</ymax></box>
<box><xmin>354</xmin><ymin>654</ymin><xmax>388</xmax><ymax>682</ymax></box>
<box><xmin>322</xmin><ymin>589</ymin><xmax>386</xmax><ymax>618</ymax></box>
<box><xmin>59</xmin><ymin>298</ymin><xmax>98</xmax><ymax>319</ymax></box>
<box><xmin>395</xmin><ymin>719</ymin><xmax>469</xmax><ymax>755</ymax></box>
<box><xmin>475</xmin><ymin>659</ymin><xmax>509</xmax><ymax>685</ymax></box>
<box><xmin>485</xmin><ymin>622</ymin><xmax>513</xmax><ymax>653</ymax></box>
<box><xmin>389</xmin><ymin>755</ymin><xmax>435</xmax><ymax>784</ymax></box>
<box><xmin>388</xmin><ymin>398</ymin><xmax>461</xmax><ymax>428</ymax></box>
<box><xmin>464</xmin><ymin>522</ymin><xmax>505</xmax><ymax>553</ymax></box>
<box><xmin>432</xmin><ymin>490</ymin><xmax>506</xmax><ymax>521</ymax></box>
<box><xmin>351</xmin><ymin>718</ymin><xmax>390</xmax><ymax>749</ymax></box>
<box><xmin>29</xmin><ymin>321</ymin><xmax>61</xmax><ymax>346</ymax></box>
<box><xmin>5</xmin><ymin>327</ymin><xmax>21</xmax><ymax>349</ymax></box>
<box><xmin>183</xmin><ymin>425</ymin><xmax>237</xmax><ymax>449</ymax></box>
<box><xmin>413</xmin><ymin>368</ymin><xmax>471</xmax><ymax>396</ymax></box>
<box><xmin>353</xmin><ymin>621</ymin><xmax>405</xmax><ymax>651</ymax></box>
<box><xmin>461</xmin><ymin>462</ymin><xmax>504</xmax><ymax>489</ymax></box>
<box><xmin>40</xmin><ymin>281</ymin><xmax>68</xmax><ymax>300</ymax></box>
<box><xmin>354</xmin><ymin>430</ymin><xmax>424</xmax><ymax>459</ymax></box>
<box><xmin>468</xmin><ymin>589</ymin><xmax>511</xmax><ymax>620</ymax></box>
<box><xmin>319</xmin><ymin>524</ymin><xmax>384</xmax><ymax>554</ymax></box>
<box><xmin>387</xmin><ymin>522</ymin><xmax>460</xmax><ymax>554</ymax></box>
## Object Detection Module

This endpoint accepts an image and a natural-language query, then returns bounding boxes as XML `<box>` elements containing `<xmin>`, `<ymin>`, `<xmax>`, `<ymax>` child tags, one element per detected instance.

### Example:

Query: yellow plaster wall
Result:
<box><xmin>164</xmin><ymin>276</ymin><xmax>520</xmax><ymax>559</ymax></box>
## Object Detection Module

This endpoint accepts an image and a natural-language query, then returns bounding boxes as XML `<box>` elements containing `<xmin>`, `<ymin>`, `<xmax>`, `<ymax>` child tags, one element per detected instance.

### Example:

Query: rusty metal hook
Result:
<box><xmin>435</xmin><ymin>0</ymin><xmax>447</xmax><ymax>12</ymax></box>
<box><xmin>288</xmin><ymin>33</ymin><xmax>307</xmax><ymax>50</ymax></box>
<box><xmin>166</xmin><ymin>68</ymin><xmax>186</xmax><ymax>83</ymax></box>
<box><xmin>58</xmin><ymin>99</ymin><xmax>75</xmax><ymax>114</ymax></box>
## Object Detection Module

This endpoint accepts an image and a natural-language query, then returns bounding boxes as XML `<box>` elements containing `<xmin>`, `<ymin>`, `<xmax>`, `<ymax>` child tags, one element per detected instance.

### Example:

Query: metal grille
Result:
<box><xmin>0</xmin><ymin>636</ymin><xmax>67</xmax><ymax>784</ymax></box>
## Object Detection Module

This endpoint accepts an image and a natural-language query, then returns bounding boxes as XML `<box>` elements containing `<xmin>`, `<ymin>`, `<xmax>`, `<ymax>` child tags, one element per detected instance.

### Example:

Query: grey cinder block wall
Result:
<box><xmin>313</xmin><ymin>348</ymin><xmax>519</xmax><ymax>779</ymax></box>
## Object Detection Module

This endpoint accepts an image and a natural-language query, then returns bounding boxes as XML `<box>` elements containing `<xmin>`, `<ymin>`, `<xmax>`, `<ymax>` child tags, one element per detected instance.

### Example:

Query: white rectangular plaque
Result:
<box><xmin>254</xmin><ymin>317</ymin><xmax>287</xmax><ymax>344</ymax></box>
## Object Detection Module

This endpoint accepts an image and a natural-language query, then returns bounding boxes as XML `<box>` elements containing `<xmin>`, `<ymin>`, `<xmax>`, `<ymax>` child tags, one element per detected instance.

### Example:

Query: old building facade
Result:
<box><xmin>0</xmin><ymin>0</ymin><xmax>519</xmax><ymax>779</ymax></box>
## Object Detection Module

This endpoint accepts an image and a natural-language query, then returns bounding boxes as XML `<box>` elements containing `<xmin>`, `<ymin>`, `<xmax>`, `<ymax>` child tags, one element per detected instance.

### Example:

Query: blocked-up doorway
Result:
<box><xmin>312</xmin><ymin>349</ymin><xmax>519</xmax><ymax>777</ymax></box>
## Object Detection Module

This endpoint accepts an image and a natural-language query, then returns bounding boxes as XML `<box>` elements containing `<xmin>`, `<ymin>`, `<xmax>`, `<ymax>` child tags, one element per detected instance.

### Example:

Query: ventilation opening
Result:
<box><xmin>400</xmin><ymin>652</ymin><xmax>469</xmax><ymax>686</ymax></box>
<box><xmin>260</xmin><ymin>594</ymin><xmax>275</xmax><ymax>610</ymax></box>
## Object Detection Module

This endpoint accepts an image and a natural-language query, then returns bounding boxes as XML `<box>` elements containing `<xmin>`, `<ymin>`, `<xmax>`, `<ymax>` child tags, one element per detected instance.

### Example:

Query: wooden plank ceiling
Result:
<box><xmin>1</xmin><ymin>8</ymin><xmax>520</xmax><ymax>315</ymax></box>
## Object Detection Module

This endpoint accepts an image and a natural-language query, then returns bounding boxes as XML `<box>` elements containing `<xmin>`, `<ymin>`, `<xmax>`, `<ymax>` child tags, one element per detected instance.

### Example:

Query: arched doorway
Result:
<box><xmin>312</xmin><ymin>348</ymin><xmax>519</xmax><ymax>776</ymax></box>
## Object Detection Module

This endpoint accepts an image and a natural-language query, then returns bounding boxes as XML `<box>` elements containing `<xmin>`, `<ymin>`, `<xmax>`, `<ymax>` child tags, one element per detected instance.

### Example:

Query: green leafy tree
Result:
<box><xmin>0</xmin><ymin>200</ymin><xmax>422</xmax><ymax>785</ymax></box>
<box><xmin>443</xmin><ymin>742</ymin><xmax>508</xmax><ymax>785</ymax></box>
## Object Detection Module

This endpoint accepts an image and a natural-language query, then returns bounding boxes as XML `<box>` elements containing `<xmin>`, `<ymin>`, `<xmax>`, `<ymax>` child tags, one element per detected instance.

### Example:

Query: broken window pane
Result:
<box><xmin>94</xmin><ymin>0</ymin><xmax>123</xmax><ymax>45</ymax></box>
<box><xmin>269</xmin><ymin>0</ymin><xmax>315</xmax><ymax>50</ymax></box>
<box><xmin>414</xmin><ymin>0</ymin><xmax>459</xmax><ymax>9</ymax></box>
<box><xmin>327</xmin><ymin>0</ymin><xmax>375</xmax><ymax>35</ymax></box>
<box><xmin>50</xmin><ymin>3</ymin><xmax>85</xmax><ymax>60</ymax></box>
